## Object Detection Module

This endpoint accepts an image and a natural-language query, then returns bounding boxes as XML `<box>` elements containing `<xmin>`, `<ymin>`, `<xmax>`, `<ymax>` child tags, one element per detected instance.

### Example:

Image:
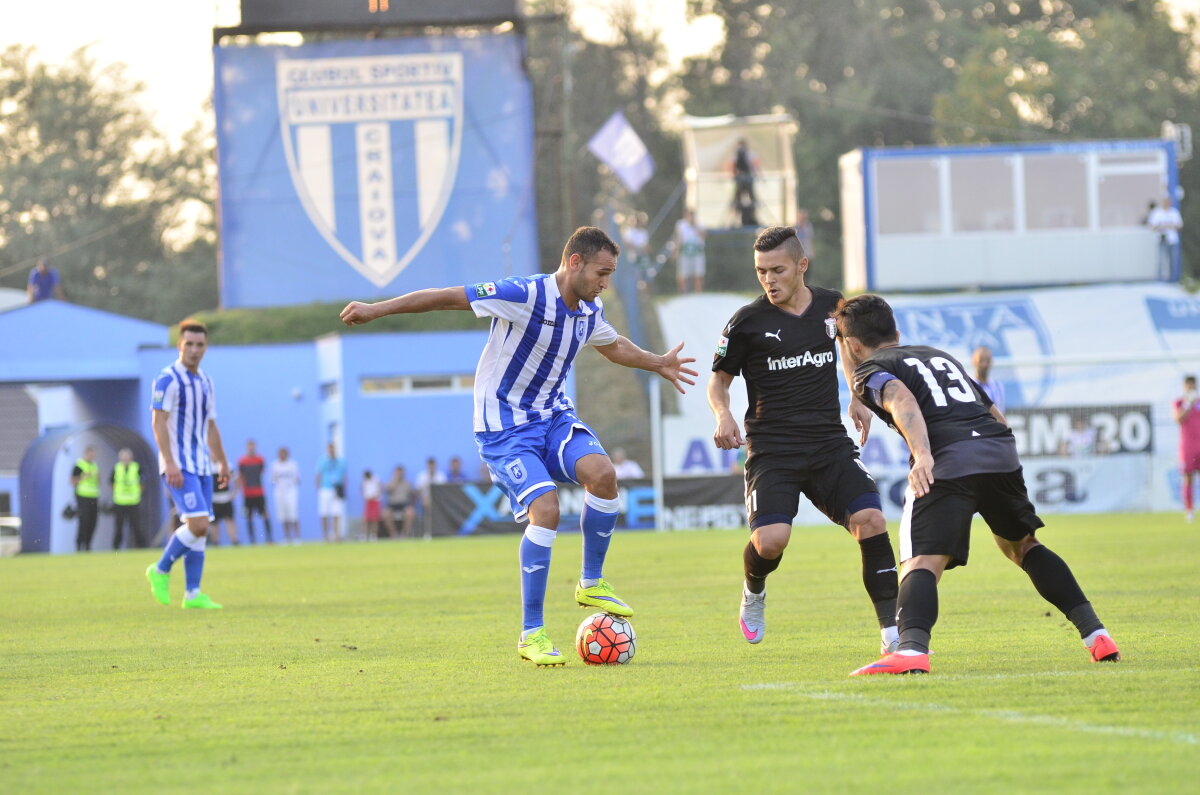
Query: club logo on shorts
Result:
<box><xmin>825</xmin><ymin>318</ymin><xmax>837</xmax><ymax>339</ymax></box>
<box><xmin>505</xmin><ymin>459</ymin><xmax>527</xmax><ymax>483</ymax></box>
<box><xmin>575</xmin><ymin>319</ymin><xmax>587</xmax><ymax>342</ymax></box>
<box><xmin>184</xmin><ymin>492</ymin><xmax>197</xmax><ymax>510</ymax></box>
<box><xmin>474</xmin><ymin>282</ymin><xmax>497</xmax><ymax>298</ymax></box>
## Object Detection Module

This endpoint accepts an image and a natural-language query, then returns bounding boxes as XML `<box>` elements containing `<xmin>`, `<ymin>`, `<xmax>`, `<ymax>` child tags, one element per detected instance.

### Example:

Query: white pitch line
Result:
<box><xmin>739</xmin><ymin>685</ymin><xmax>1199</xmax><ymax>746</ymax></box>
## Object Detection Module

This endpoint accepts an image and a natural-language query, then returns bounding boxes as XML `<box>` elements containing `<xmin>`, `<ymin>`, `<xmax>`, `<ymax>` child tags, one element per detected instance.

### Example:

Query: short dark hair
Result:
<box><xmin>563</xmin><ymin>226</ymin><xmax>619</xmax><ymax>263</ymax></box>
<box><xmin>833</xmin><ymin>294</ymin><xmax>898</xmax><ymax>348</ymax></box>
<box><xmin>1186</xmin><ymin>375</ymin><xmax>1197</xmax><ymax>387</ymax></box>
<box><xmin>754</xmin><ymin>225</ymin><xmax>806</xmax><ymax>261</ymax></box>
<box><xmin>179</xmin><ymin>318</ymin><xmax>208</xmax><ymax>338</ymax></box>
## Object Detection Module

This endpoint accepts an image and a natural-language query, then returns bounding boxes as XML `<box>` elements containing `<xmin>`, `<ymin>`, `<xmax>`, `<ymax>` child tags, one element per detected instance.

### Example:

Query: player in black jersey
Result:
<box><xmin>834</xmin><ymin>294</ymin><xmax>1120</xmax><ymax>675</ymax></box>
<box><xmin>708</xmin><ymin>226</ymin><xmax>899</xmax><ymax>653</ymax></box>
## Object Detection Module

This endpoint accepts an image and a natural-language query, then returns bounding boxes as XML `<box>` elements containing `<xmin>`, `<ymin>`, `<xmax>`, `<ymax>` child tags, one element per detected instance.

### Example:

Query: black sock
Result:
<box><xmin>859</xmin><ymin>533</ymin><xmax>899</xmax><ymax>629</ymax></box>
<box><xmin>897</xmin><ymin>569</ymin><xmax>938</xmax><ymax>653</ymax></box>
<box><xmin>1021</xmin><ymin>544</ymin><xmax>1102</xmax><ymax>638</ymax></box>
<box><xmin>743</xmin><ymin>542</ymin><xmax>782</xmax><ymax>594</ymax></box>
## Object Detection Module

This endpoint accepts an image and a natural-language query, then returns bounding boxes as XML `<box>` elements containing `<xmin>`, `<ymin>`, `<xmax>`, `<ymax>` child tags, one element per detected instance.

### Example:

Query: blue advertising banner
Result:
<box><xmin>214</xmin><ymin>34</ymin><xmax>538</xmax><ymax>308</ymax></box>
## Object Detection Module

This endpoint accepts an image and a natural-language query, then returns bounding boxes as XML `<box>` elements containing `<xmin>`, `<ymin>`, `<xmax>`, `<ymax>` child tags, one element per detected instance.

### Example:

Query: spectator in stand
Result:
<box><xmin>316</xmin><ymin>442</ymin><xmax>346</xmax><ymax>542</ymax></box>
<box><xmin>70</xmin><ymin>444</ymin><xmax>100</xmax><ymax>552</ymax></box>
<box><xmin>610</xmin><ymin>448</ymin><xmax>645</xmax><ymax>479</ymax></box>
<box><xmin>971</xmin><ymin>346</ymin><xmax>1006</xmax><ymax>414</ymax></box>
<box><xmin>1173</xmin><ymin>374</ymin><xmax>1200</xmax><ymax>522</ymax></box>
<box><xmin>1148</xmin><ymin>196</ymin><xmax>1184</xmax><ymax>280</ymax></box>
<box><xmin>793</xmin><ymin>209</ymin><xmax>815</xmax><ymax>264</ymax></box>
<box><xmin>446</xmin><ymin>455</ymin><xmax>469</xmax><ymax>484</ymax></box>
<box><xmin>621</xmin><ymin>213</ymin><xmax>652</xmax><ymax>281</ymax></box>
<box><xmin>270</xmin><ymin>446</ymin><xmax>302</xmax><ymax>544</ymax></box>
<box><xmin>383</xmin><ymin>465</ymin><xmax>415</xmax><ymax>539</ymax></box>
<box><xmin>28</xmin><ymin>257</ymin><xmax>64</xmax><ymax>303</ymax></box>
<box><xmin>415</xmin><ymin>456</ymin><xmax>447</xmax><ymax>534</ymax></box>
<box><xmin>110</xmin><ymin>447</ymin><xmax>145</xmax><ymax>549</ymax></box>
<box><xmin>673</xmin><ymin>208</ymin><xmax>707</xmax><ymax>294</ymax></box>
<box><xmin>208</xmin><ymin>478</ymin><xmax>239</xmax><ymax>546</ymax></box>
<box><xmin>237</xmin><ymin>439</ymin><xmax>273</xmax><ymax>544</ymax></box>
<box><xmin>361</xmin><ymin>469</ymin><xmax>382</xmax><ymax>541</ymax></box>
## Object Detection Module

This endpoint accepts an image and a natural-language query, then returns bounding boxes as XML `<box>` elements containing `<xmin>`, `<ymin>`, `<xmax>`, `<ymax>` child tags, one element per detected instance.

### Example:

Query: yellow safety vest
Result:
<box><xmin>112</xmin><ymin>461</ymin><xmax>142</xmax><ymax>506</ymax></box>
<box><xmin>75</xmin><ymin>459</ymin><xmax>99</xmax><ymax>498</ymax></box>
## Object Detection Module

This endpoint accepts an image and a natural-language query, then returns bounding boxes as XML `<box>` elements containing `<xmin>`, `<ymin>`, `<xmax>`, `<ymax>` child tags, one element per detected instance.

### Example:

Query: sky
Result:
<box><xmin>1</xmin><ymin>0</ymin><xmax>1196</xmax><ymax>142</ymax></box>
<box><xmin>1</xmin><ymin>0</ymin><xmax>723</xmax><ymax>142</ymax></box>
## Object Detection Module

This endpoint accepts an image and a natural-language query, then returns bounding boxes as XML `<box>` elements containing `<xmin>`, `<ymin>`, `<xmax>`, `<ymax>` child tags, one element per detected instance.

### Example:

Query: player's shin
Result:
<box><xmin>896</xmin><ymin>568</ymin><xmax>938</xmax><ymax>654</ymax></box>
<box><xmin>520</xmin><ymin>525</ymin><xmax>556</xmax><ymax>633</ymax></box>
<box><xmin>859</xmin><ymin>533</ymin><xmax>899</xmax><ymax>635</ymax></box>
<box><xmin>579</xmin><ymin>493</ymin><xmax>619</xmax><ymax>585</ymax></box>
<box><xmin>1020</xmin><ymin>544</ymin><xmax>1104</xmax><ymax>638</ymax></box>
<box><xmin>743</xmin><ymin>541</ymin><xmax>782</xmax><ymax>594</ymax></box>
<box><xmin>156</xmin><ymin>525</ymin><xmax>194</xmax><ymax>573</ymax></box>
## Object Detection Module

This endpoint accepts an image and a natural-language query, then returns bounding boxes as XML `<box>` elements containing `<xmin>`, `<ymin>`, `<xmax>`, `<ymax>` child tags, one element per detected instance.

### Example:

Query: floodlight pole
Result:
<box><xmin>648</xmin><ymin>377</ymin><xmax>666</xmax><ymax>532</ymax></box>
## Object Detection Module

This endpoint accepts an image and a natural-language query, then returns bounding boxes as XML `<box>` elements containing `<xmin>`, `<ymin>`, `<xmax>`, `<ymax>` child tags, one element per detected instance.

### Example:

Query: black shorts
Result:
<box><xmin>212</xmin><ymin>500</ymin><xmax>234</xmax><ymax>521</ymax></box>
<box><xmin>744</xmin><ymin>438</ymin><xmax>881</xmax><ymax>530</ymax></box>
<box><xmin>243</xmin><ymin>495</ymin><xmax>267</xmax><ymax>515</ymax></box>
<box><xmin>899</xmin><ymin>468</ymin><xmax>1044</xmax><ymax>569</ymax></box>
<box><xmin>389</xmin><ymin>503</ymin><xmax>410</xmax><ymax>519</ymax></box>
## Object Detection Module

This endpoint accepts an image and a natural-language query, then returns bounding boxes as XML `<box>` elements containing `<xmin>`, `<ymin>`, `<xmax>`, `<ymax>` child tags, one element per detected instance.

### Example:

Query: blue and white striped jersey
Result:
<box><xmin>465</xmin><ymin>273</ymin><xmax>619</xmax><ymax>432</ymax></box>
<box><xmin>151</xmin><ymin>361</ymin><xmax>218</xmax><ymax>475</ymax></box>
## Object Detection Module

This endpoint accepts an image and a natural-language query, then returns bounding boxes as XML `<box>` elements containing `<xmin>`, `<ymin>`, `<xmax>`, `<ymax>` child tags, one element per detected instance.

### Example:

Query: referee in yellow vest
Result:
<box><xmin>110</xmin><ymin>447</ymin><xmax>144</xmax><ymax>549</ymax></box>
<box><xmin>71</xmin><ymin>445</ymin><xmax>100</xmax><ymax>551</ymax></box>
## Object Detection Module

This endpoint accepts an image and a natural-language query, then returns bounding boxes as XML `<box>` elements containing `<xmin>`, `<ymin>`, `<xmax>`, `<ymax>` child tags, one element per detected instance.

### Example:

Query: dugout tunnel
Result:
<box><xmin>18</xmin><ymin>423</ymin><xmax>161</xmax><ymax>554</ymax></box>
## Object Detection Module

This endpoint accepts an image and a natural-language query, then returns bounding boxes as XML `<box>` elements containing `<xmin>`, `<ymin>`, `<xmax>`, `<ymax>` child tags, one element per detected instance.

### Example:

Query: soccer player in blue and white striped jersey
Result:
<box><xmin>341</xmin><ymin>226</ymin><xmax>698</xmax><ymax>666</ymax></box>
<box><xmin>144</xmin><ymin>319</ymin><xmax>230</xmax><ymax>609</ymax></box>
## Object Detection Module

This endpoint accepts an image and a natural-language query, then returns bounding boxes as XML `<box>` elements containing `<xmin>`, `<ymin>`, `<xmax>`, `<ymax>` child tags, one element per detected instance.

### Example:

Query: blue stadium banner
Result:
<box><xmin>213</xmin><ymin>34</ymin><xmax>538</xmax><ymax>308</ymax></box>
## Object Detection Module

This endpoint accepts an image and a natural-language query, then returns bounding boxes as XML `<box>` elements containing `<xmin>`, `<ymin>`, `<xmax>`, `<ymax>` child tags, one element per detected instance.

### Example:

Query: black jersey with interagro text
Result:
<box><xmin>853</xmin><ymin>345</ymin><xmax>1019</xmax><ymax>478</ymax></box>
<box><xmin>712</xmin><ymin>287</ymin><xmax>848</xmax><ymax>451</ymax></box>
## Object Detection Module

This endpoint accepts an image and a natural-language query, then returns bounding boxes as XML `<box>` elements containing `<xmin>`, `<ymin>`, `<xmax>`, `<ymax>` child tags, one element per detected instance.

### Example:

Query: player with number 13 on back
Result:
<box><xmin>834</xmin><ymin>293</ymin><xmax>1120</xmax><ymax>675</ymax></box>
<box><xmin>341</xmin><ymin>227</ymin><xmax>697</xmax><ymax>666</ymax></box>
<box><xmin>708</xmin><ymin>226</ymin><xmax>900</xmax><ymax>654</ymax></box>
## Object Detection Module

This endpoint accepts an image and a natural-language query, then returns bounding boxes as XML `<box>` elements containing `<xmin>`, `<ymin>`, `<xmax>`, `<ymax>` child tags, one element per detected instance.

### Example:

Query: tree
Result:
<box><xmin>0</xmin><ymin>45</ymin><xmax>217</xmax><ymax>322</ymax></box>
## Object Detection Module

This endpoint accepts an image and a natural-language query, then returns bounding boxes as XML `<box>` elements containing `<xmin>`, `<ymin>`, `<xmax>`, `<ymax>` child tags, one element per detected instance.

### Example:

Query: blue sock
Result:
<box><xmin>580</xmin><ymin>493</ymin><xmax>620</xmax><ymax>581</ymax></box>
<box><xmin>519</xmin><ymin>525</ymin><xmax>555</xmax><ymax>632</ymax></box>
<box><xmin>184</xmin><ymin>548</ymin><xmax>205</xmax><ymax>594</ymax></box>
<box><xmin>156</xmin><ymin>528</ymin><xmax>191</xmax><ymax>573</ymax></box>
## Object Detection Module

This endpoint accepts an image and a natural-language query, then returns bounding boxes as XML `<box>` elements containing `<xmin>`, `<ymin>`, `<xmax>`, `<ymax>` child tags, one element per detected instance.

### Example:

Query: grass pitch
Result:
<box><xmin>2</xmin><ymin>514</ymin><xmax>1197</xmax><ymax>793</ymax></box>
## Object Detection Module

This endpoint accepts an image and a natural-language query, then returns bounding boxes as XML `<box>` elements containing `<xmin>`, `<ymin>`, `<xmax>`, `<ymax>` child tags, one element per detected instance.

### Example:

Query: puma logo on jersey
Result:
<box><xmin>767</xmin><ymin>350</ymin><xmax>834</xmax><ymax>370</ymax></box>
<box><xmin>764</xmin><ymin>329</ymin><xmax>782</xmax><ymax>341</ymax></box>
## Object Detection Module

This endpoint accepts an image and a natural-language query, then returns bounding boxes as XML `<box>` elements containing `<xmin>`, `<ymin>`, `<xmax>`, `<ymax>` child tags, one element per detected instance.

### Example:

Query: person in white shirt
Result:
<box><xmin>1148</xmin><ymin>196</ymin><xmax>1184</xmax><ymax>279</ymax></box>
<box><xmin>621</xmin><ymin>213</ymin><xmax>651</xmax><ymax>279</ymax></box>
<box><xmin>674</xmin><ymin>209</ymin><xmax>707</xmax><ymax>293</ymax></box>
<box><xmin>610</xmin><ymin>448</ymin><xmax>645</xmax><ymax>479</ymax></box>
<box><xmin>270</xmin><ymin>446</ymin><xmax>302</xmax><ymax>544</ymax></box>
<box><xmin>361</xmin><ymin>469</ymin><xmax>383</xmax><ymax>541</ymax></box>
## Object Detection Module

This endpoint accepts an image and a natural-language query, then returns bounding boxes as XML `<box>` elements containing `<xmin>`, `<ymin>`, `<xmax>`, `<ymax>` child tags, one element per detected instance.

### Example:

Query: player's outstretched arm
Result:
<box><xmin>340</xmin><ymin>287</ymin><xmax>470</xmax><ymax>326</ymax></box>
<box><xmin>595</xmin><ymin>338</ymin><xmax>698</xmax><ymax>395</ymax></box>
<box><xmin>707</xmin><ymin>370</ymin><xmax>744</xmax><ymax>450</ymax></box>
<box><xmin>879</xmin><ymin>380</ymin><xmax>935</xmax><ymax>497</ymax></box>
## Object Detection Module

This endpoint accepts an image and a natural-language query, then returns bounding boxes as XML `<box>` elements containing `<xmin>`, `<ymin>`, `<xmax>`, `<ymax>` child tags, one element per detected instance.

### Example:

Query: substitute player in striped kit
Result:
<box><xmin>145</xmin><ymin>319</ymin><xmax>230</xmax><ymax>609</ymax></box>
<box><xmin>340</xmin><ymin>227</ymin><xmax>698</xmax><ymax>666</ymax></box>
<box><xmin>833</xmin><ymin>294</ymin><xmax>1119</xmax><ymax>675</ymax></box>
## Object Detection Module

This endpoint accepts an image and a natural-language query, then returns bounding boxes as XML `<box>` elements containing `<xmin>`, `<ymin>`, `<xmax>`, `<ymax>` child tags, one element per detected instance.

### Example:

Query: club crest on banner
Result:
<box><xmin>277</xmin><ymin>53</ymin><xmax>464</xmax><ymax>287</ymax></box>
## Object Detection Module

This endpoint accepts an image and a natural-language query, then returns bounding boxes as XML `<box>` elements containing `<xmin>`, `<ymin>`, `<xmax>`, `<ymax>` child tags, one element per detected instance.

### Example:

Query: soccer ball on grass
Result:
<box><xmin>576</xmin><ymin>612</ymin><xmax>636</xmax><ymax>665</ymax></box>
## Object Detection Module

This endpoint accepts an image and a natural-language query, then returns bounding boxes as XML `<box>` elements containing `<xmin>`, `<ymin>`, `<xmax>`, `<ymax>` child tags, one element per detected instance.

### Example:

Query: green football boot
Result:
<box><xmin>517</xmin><ymin>627</ymin><xmax>566</xmax><ymax>666</ymax></box>
<box><xmin>182</xmin><ymin>592</ymin><xmax>223</xmax><ymax>610</ymax></box>
<box><xmin>575</xmin><ymin>579</ymin><xmax>634</xmax><ymax>617</ymax></box>
<box><xmin>146</xmin><ymin>564</ymin><xmax>170</xmax><ymax>605</ymax></box>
